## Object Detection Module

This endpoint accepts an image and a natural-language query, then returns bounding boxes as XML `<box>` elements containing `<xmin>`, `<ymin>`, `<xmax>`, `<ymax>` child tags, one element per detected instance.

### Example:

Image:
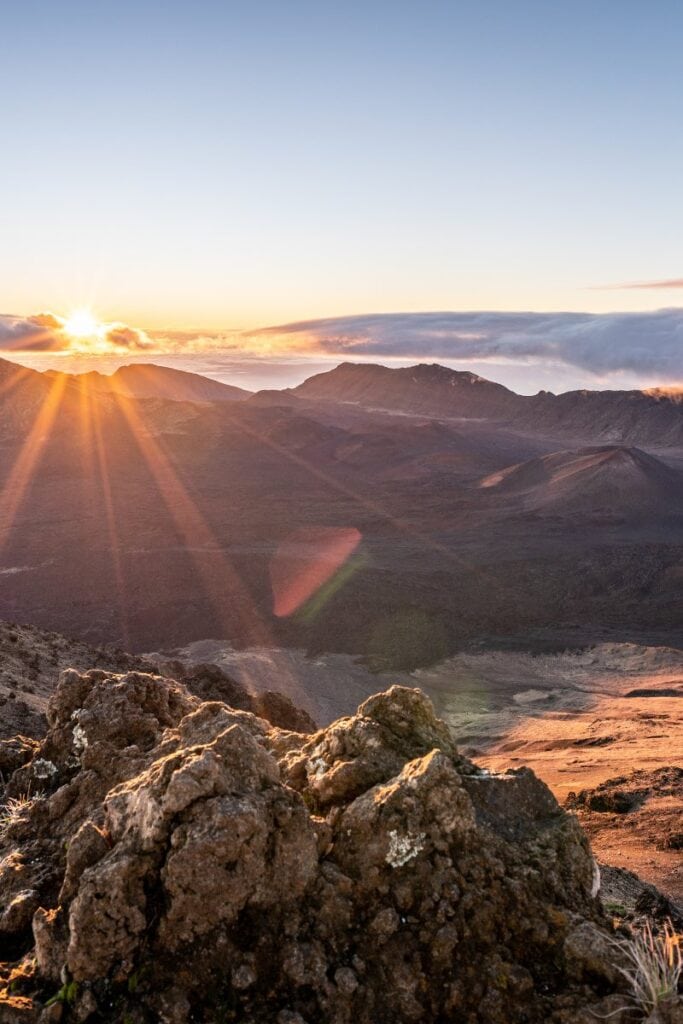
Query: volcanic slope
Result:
<box><xmin>478</xmin><ymin>445</ymin><xmax>683</xmax><ymax>516</ymax></box>
<box><xmin>1</xmin><ymin>356</ymin><xmax>682</xmax><ymax>658</ymax></box>
<box><xmin>0</xmin><ymin>619</ymin><xmax>314</xmax><ymax>748</ymax></box>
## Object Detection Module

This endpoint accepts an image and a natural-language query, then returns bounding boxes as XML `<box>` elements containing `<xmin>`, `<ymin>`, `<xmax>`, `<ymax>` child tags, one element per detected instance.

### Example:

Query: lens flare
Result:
<box><xmin>270</xmin><ymin>527</ymin><xmax>362</xmax><ymax>618</ymax></box>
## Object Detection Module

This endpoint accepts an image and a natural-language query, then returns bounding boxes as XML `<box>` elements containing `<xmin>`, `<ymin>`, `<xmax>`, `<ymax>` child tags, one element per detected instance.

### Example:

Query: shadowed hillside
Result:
<box><xmin>294</xmin><ymin>361</ymin><xmax>519</xmax><ymax>418</ymax></box>
<box><xmin>0</xmin><ymin>358</ymin><xmax>681</xmax><ymax>661</ymax></box>
<box><xmin>292</xmin><ymin>361</ymin><xmax>683</xmax><ymax>446</ymax></box>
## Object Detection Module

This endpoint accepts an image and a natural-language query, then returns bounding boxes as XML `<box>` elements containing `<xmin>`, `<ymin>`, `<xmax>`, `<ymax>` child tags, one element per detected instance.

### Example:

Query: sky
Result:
<box><xmin>1</xmin><ymin>0</ymin><xmax>682</xmax><ymax>392</ymax></box>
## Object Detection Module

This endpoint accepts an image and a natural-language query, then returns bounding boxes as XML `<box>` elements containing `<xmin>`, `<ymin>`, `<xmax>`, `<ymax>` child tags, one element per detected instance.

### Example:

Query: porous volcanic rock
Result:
<box><xmin>165</xmin><ymin>661</ymin><xmax>317</xmax><ymax>733</ymax></box>
<box><xmin>0</xmin><ymin>672</ymin><xmax>673</xmax><ymax>1023</ymax></box>
<box><xmin>0</xmin><ymin>620</ymin><xmax>315</xmax><ymax>754</ymax></box>
<box><xmin>0</xmin><ymin>621</ymin><xmax>159</xmax><ymax>742</ymax></box>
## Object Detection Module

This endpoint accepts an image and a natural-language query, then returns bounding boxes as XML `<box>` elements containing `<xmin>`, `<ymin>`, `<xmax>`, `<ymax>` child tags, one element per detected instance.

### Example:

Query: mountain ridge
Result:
<box><xmin>292</xmin><ymin>360</ymin><xmax>683</xmax><ymax>445</ymax></box>
<box><xmin>45</xmin><ymin>361</ymin><xmax>252</xmax><ymax>403</ymax></box>
<box><xmin>293</xmin><ymin>361</ymin><xmax>519</xmax><ymax>419</ymax></box>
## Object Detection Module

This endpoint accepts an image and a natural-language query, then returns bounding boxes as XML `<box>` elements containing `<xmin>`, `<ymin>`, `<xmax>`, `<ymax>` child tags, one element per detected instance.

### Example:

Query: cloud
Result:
<box><xmin>623</xmin><ymin>278</ymin><xmax>683</xmax><ymax>290</ymax></box>
<box><xmin>101</xmin><ymin>323</ymin><xmax>153</xmax><ymax>350</ymax></box>
<box><xmin>0</xmin><ymin>312</ymin><xmax>154</xmax><ymax>353</ymax></box>
<box><xmin>4</xmin><ymin>307</ymin><xmax>683</xmax><ymax>382</ymax></box>
<box><xmin>251</xmin><ymin>309</ymin><xmax>683</xmax><ymax>378</ymax></box>
<box><xmin>595</xmin><ymin>278</ymin><xmax>683</xmax><ymax>290</ymax></box>
<box><xmin>0</xmin><ymin>313</ymin><xmax>251</xmax><ymax>358</ymax></box>
<box><xmin>0</xmin><ymin>313</ymin><xmax>68</xmax><ymax>352</ymax></box>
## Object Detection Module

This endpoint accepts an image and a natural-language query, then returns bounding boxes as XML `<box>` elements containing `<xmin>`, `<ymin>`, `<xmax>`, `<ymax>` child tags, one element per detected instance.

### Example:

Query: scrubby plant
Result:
<box><xmin>615</xmin><ymin>920</ymin><xmax>681</xmax><ymax>1016</ymax></box>
<box><xmin>0</xmin><ymin>793</ymin><xmax>34</xmax><ymax>839</ymax></box>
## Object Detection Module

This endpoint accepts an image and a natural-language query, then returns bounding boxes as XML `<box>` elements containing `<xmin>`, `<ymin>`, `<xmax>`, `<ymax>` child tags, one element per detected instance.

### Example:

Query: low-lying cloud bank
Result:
<box><xmin>2</xmin><ymin>308</ymin><xmax>683</xmax><ymax>381</ymax></box>
<box><xmin>252</xmin><ymin>309</ymin><xmax>683</xmax><ymax>378</ymax></box>
<box><xmin>0</xmin><ymin>312</ymin><xmax>153</xmax><ymax>353</ymax></box>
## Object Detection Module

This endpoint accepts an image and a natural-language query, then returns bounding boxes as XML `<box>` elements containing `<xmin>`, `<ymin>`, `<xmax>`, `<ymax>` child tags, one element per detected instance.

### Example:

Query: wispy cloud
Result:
<box><xmin>593</xmin><ymin>277</ymin><xmax>683</xmax><ymax>290</ymax></box>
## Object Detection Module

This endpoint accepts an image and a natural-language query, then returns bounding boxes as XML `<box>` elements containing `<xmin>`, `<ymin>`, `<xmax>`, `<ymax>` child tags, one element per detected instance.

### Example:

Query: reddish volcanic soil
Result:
<box><xmin>470</xmin><ymin>652</ymin><xmax>683</xmax><ymax>903</ymax></box>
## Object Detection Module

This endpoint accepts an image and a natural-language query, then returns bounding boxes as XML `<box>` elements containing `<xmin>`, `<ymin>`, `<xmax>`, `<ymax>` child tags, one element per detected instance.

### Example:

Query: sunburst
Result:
<box><xmin>62</xmin><ymin>308</ymin><xmax>103</xmax><ymax>340</ymax></box>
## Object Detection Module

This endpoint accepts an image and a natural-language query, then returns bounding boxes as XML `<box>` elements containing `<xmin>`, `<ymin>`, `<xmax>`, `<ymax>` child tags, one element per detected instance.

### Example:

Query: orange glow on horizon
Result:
<box><xmin>645</xmin><ymin>385</ymin><xmax>683</xmax><ymax>398</ymax></box>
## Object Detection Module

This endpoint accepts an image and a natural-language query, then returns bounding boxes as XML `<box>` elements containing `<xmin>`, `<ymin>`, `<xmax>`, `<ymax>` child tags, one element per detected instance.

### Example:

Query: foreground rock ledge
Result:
<box><xmin>0</xmin><ymin>670</ymin><xmax>665</xmax><ymax>1023</ymax></box>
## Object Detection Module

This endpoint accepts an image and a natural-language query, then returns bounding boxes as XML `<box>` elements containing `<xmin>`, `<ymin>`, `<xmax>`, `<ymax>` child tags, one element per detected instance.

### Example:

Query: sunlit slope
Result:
<box><xmin>479</xmin><ymin>445</ymin><xmax>683</xmax><ymax>515</ymax></box>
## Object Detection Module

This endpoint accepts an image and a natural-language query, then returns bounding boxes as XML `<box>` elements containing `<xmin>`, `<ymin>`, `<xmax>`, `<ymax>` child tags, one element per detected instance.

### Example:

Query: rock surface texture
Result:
<box><xmin>0</xmin><ymin>671</ymin><xmax>679</xmax><ymax>1022</ymax></box>
<box><xmin>0</xmin><ymin>621</ymin><xmax>316</xmax><ymax>744</ymax></box>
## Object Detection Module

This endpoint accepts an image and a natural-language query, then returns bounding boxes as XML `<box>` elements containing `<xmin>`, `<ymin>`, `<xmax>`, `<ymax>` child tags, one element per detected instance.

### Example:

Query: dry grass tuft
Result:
<box><xmin>0</xmin><ymin>793</ymin><xmax>35</xmax><ymax>839</ymax></box>
<box><xmin>616</xmin><ymin>920</ymin><xmax>682</xmax><ymax>1016</ymax></box>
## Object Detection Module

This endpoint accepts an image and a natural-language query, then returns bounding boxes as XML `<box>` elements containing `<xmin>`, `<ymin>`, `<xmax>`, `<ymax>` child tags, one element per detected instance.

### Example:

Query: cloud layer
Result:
<box><xmin>2</xmin><ymin>308</ymin><xmax>683</xmax><ymax>382</ymax></box>
<box><xmin>253</xmin><ymin>309</ymin><xmax>683</xmax><ymax>378</ymax></box>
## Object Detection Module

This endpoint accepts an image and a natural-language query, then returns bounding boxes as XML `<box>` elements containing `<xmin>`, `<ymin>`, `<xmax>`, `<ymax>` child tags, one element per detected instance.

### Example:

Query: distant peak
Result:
<box><xmin>329</xmin><ymin>361</ymin><xmax>501</xmax><ymax>387</ymax></box>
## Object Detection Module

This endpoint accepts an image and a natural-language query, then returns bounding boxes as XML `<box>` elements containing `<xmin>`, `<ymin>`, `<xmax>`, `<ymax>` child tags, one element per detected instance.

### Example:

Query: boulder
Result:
<box><xmin>0</xmin><ymin>675</ymin><xmax>634</xmax><ymax>1023</ymax></box>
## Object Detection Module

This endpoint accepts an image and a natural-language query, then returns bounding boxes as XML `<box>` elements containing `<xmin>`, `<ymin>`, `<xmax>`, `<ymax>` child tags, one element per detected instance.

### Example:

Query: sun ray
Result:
<box><xmin>107</xmin><ymin>391</ymin><xmax>289</xmax><ymax>697</ymax></box>
<box><xmin>0</xmin><ymin>373</ymin><xmax>69</xmax><ymax>551</ymax></box>
<box><xmin>74</xmin><ymin>376</ymin><xmax>132</xmax><ymax>649</ymax></box>
<box><xmin>91</xmin><ymin>395</ymin><xmax>132</xmax><ymax>648</ymax></box>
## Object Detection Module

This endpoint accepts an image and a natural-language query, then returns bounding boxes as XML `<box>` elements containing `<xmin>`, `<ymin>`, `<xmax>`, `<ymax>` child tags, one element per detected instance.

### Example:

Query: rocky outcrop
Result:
<box><xmin>162</xmin><ymin>661</ymin><xmax>317</xmax><ymax>733</ymax></box>
<box><xmin>0</xmin><ymin>672</ymin><xmax>677</xmax><ymax>1022</ymax></box>
<box><xmin>0</xmin><ymin>622</ymin><xmax>157</xmax><ymax>742</ymax></box>
<box><xmin>0</xmin><ymin>623</ymin><xmax>315</xmax><ymax>745</ymax></box>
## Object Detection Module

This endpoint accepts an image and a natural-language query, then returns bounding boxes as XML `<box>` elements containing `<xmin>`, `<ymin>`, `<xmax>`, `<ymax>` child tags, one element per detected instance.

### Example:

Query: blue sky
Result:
<box><xmin>1</xmin><ymin>1</ymin><xmax>682</xmax><ymax>390</ymax></box>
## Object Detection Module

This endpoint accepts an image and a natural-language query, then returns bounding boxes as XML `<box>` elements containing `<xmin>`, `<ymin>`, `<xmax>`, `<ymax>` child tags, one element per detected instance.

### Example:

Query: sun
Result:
<box><xmin>63</xmin><ymin>308</ymin><xmax>102</xmax><ymax>340</ymax></box>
